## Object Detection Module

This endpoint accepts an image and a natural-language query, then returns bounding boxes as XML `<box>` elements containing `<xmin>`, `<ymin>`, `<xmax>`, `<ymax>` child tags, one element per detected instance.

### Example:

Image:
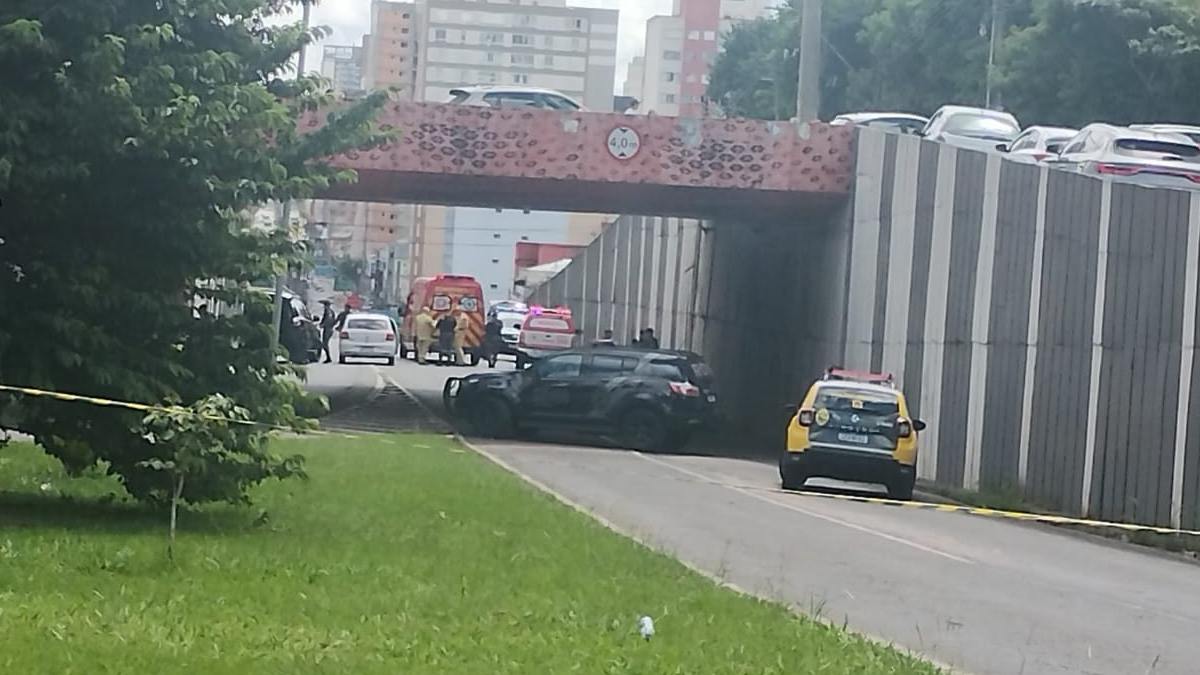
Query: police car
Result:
<box><xmin>779</xmin><ymin>368</ymin><xmax>926</xmax><ymax>500</ymax></box>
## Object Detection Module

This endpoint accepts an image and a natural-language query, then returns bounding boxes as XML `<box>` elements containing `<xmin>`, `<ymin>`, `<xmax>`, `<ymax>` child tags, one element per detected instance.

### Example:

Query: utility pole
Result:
<box><xmin>985</xmin><ymin>0</ymin><xmax>1006</xmax><ymax>109</ymax></box>
<box><xmin>795</xmin><ymin>0</ymin><xmax>823</xmax><ymax>122</ymax></box>
<box><xmin>269</xmin><ymin>0</ymin><xmax>312</xmax><ymax>355</ymax></box>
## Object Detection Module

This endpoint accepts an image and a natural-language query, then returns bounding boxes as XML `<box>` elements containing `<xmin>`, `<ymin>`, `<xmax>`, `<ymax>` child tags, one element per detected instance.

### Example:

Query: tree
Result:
<box><xmin>0</xmin><ymin>0</ymin><xmax>388</xmax><ymax>503</ymax></box>
<box><xmin>1000</xmin><ymin>0</ymin><xmax>1200</xmax><ymax>126</ymax></box>
<box><xmin>708</xmin><ymin>0</ymin><xmax>885</xmax><ymax>120</ymax></box>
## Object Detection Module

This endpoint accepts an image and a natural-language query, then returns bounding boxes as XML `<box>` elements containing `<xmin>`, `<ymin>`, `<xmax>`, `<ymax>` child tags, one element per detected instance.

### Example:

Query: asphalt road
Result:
<box><xmin>307</xmin><ymin>356</ymin><xmax>1200</xmax><ymax>675</ymax></box>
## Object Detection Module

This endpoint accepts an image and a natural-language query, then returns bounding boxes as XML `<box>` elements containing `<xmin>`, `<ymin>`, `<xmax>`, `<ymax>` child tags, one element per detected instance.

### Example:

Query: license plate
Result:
<box><xmin>838</xmin><ymin>432</ymin><xmax>870</xmax><ymax>445</ymax></box>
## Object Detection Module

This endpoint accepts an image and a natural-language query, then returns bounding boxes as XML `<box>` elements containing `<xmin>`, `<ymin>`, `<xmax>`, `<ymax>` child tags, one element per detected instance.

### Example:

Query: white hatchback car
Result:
<box><xmin>922</xmin><ymin>105</ymin><xmax>1021</xmax><ymax>153</ymax></box>
<box><xmin>338</xmin><ymin>312</ymin><xmax>399</xmax><ymax>365</ymax></box>
<box><xmin>447</xmin><ymin>86</ymin><xmax>585</xmax><ymax>111</ymax></box>
<box><xmin>1054</xmin><ymin>123</ymin><xmax>1200</xmax><ymax>190</ymax></box>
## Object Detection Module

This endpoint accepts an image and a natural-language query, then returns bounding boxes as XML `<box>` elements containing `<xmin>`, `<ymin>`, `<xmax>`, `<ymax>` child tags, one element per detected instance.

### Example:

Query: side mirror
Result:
<box><xmin>913</xmin><ymin>419</ymin><xmax>928</xmax><ymax>432</ymax></box>
<box><xmin>1045</xmin><ymin>143</ymin><xmax>1064</xmax><ymax>155</ymax></box>
<box><xmin>995</xmin><ymin>143</ymin><xmax>1009</xmax><ymax>152</ymax></box>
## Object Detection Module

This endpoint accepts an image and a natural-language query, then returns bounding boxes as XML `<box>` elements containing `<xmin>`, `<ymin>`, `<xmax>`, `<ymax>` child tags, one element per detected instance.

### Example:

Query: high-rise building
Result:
<box><xmin>623</xmin><ymin>55</ymin><xmax>645</xmax><ymax>99</ymax></box>
<box><xmin>635</xmin><ymin>0</ymin><xmax>773</xmax><ymax>117</ymax></box>
<box><xmin>321</xmin><ymin>45</ymin><xmax>366</xmax><ymax>96</ymax></box>
<box><xmin>365</xmin><ymin>1</ymin><xmax>419</xmax><ymax>98</ymax></box>
<box><xmin>414</xmin><ymin>0</ymin><xmax>619</xmax><ymax>110</ymax></box>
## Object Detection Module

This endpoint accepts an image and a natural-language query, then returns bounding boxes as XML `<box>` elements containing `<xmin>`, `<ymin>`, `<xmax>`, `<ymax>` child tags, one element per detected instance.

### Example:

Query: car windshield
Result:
<box><xmin>944</xmin><ymin>114</ymin><xmax>1019</xmax><ymax>139</ymax></box>
<box><xmin>346</xmin><ymin>318</ymin><xmax>390</xmax><ymax>330</ymax></box>
<box><xmin>814</xmin><ymin>387</ymin><xmax>899</xmax><ymax>416</ymax></box>
<box><xmin>1115</xmin><ymin>138</ymin><xmax>1200</xmax><ymax>159</ymax></box>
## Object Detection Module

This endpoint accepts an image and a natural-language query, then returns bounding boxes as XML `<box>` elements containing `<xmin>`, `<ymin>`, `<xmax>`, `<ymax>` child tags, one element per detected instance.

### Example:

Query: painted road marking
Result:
<box><xmin>634</xmin><ymin>452</ymin><xmax>974</xmax><ymax>564</ymax></box>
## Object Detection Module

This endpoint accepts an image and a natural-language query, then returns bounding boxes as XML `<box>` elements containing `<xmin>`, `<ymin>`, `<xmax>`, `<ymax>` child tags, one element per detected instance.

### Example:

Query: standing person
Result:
<box><xmin>483</xmin><ymin>314</ymin><xmax>504</xmax><ymax>368</ymax></box>
<box><xmin>436</xmin><ymin>313</ymin><xmax>456</xmax><ymax>365</ymax></box>
<box><xmin>334</xmin><ymin>303</ymin><xmax>352</xmax><ymax>331</ymax></box>
<box><xmin>593</xmin><ymin>329</ymin><xmax>616</xmax><ymax>347</ymax></box>
<box><xmin>318</xmin><ymin>299</ymin><xmax>337</xmax><ymax>363</ymax></box>
<box><xmin>414</xmin><ymin>306</ymin><xmax>436</xmax><ymax>365</ymax></box>
<box><xmin>453</xmin><ymin>308</ymin><xmax>470</xmax><ymax>366</ymax></box>
<box><xmin>639</xmin><ymin>328</ymin><xmax>660</xmax><ymax>349</ymax></box>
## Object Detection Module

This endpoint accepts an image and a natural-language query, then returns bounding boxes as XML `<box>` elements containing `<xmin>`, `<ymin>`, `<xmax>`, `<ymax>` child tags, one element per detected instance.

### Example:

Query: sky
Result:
<box><xmin>284</xmin><ymin>0</ymin><xmax>675</xmax><ymax>87</ymax></box>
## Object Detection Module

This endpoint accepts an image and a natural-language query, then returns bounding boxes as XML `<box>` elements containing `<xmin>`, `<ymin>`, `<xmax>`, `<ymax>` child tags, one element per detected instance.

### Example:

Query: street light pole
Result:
<box><xmin>269</xmin><ymin>0</ymin><xmax>312</xmax><ymax>355</ymax></box>
<box><xmin>795</xmin><ymin>0</ymin><xmax>823</xmax><ymax>122</ymax></box>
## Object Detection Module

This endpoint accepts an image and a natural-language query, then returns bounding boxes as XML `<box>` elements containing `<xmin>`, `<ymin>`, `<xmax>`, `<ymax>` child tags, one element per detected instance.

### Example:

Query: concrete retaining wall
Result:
<box><xmin>534</xmin><ymin>127</ymin><xmax>1200</xmax><ymax>529</ymax></box>
<box><xmin>846</xmin><ymin>129</ymin><xmax>1200</xmax><ymax>528</ymax></box>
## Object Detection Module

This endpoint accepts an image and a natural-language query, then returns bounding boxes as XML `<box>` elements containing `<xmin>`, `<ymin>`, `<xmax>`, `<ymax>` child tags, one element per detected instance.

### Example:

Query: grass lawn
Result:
<box><xmin>0</xmin><ymin>434</ymin><xmax>938</xmax><ymax>674</ymax></box>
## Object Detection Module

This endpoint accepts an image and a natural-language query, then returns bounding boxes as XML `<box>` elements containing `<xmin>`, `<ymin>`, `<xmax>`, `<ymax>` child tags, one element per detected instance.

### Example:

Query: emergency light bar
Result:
<box><xmin>823</xmin><ymin>367</ymin><xmax>895</xmax><ymax>387</ymax></box>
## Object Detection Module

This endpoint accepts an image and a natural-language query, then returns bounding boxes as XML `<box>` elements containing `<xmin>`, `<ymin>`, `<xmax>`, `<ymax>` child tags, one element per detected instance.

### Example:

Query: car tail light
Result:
<box><xmin>797</xmin><ymin>410</ymin><xmax>814</xmax><ymax>427</ymax></box>
<box><xmin>339</xmin><ymin>331</ymin><xmax>350</xmax><ymax>339</ymax></box>
<box><xmin>1187</xmin><ymin>174</ymin><xmax>1200</xmax><ymax>184</ymax></box>
<box><xmin>898</xmin><ymin>420</ymin><xmax>913</xmax><ymax>438</ymax></box>
<box><xmin>669</xmin><ymin>381</ymin><xmax>701</xmax><ymax>397</ymax></box>
<box><xmin>385</xmin><ymin>333</ymin><xmax>395</xmax><ymax>341</ymax></box>
<box><xmin>1093</xmin><ymin>162</ymin><xmax>1141</xmax><ymax>176</ymax></box>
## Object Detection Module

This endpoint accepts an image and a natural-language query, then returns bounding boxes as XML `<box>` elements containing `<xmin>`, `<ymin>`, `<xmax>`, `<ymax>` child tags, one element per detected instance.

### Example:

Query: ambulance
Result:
<box><xmin>400</xmin><ymin>275</ymin><xmax>486</xmax><ymax>364</ymax></box>
<box><xmin>515</xmin><ymin>306</ymin><xmax>578</xmax><ymax>367</ymax></box>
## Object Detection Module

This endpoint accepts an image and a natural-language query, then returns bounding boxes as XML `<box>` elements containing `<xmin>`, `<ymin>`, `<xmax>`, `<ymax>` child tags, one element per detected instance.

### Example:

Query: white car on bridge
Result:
<box><xmin>447</xmin><ymin>86</ymin><xmax>585</xmax><ymax>112</ymax></box>
<box><xmin>922</xmin><ymin>105</ymin><xmax>1021</xmax><ymax>153</ymax></box>
<box><xmin>999</xmin><ymin>125</ymin><xmax>1078</xmax><ymax>163</ymax></box>
<box><xmin>1053</xmin><ymin>123</ymin><xmax>1200</xmax><ymax>190</ymax></box>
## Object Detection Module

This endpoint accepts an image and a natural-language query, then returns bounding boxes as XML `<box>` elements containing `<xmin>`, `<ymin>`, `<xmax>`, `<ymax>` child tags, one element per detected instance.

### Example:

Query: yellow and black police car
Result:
<box><xmin>779</xmin><ymin>368</ymin><xmax>926</xmax><ymax>500</ymax></box>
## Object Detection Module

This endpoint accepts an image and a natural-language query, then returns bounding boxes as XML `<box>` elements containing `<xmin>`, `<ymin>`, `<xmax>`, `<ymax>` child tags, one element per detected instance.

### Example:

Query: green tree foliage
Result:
<box><xmin>1001</xmin><ymin>0</ymin><xmax>1200</xmax><ymax>126</ymax></box>
<box><xmin>708</xmin><ymin>0</ymin><xmax>1200</xmax><ymax>126</ymax></box>
<box><xmin>0</xmin><ymin>0</ymin><xmax>388</xmax><ymax>503</ymax></box>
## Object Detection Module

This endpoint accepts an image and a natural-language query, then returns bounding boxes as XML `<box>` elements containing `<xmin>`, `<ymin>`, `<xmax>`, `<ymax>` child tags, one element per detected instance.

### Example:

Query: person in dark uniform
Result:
<box><xmin>483</xmin><ymin>315</ymin><xmax>504</xmax><ymax>368</ymax></box>
<box><xmin>318</xmin><ymin>300</ymin><xmax>337</xmax><ymax>363</ymax></box>
<box><xmin>435</xmin><ymin>313</ymin><xmax>457</xmax><ymax>365</ymax></box>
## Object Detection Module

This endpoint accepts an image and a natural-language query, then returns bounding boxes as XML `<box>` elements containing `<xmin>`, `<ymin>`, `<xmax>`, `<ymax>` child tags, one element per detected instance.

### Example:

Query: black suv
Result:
<box><xmin>443</xmin><ymin>347</ymin><xmax>718</xmax><ymax>451</ymax></box>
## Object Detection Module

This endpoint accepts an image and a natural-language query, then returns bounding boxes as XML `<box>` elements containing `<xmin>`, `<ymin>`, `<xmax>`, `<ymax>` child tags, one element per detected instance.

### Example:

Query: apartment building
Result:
<box><xmin>633</xmin><ymin>0</ymin><xmax>773</xmax><ymax>117</ymax></box>
<box><xmin>321</xmin><ymin>45</ymin><xmax>366</xmax><ymax>97</ymax></box>
<box><xmin>414</xmin><ymin>0</ymin><xmax>619</xmax><ymax>110</ymax></box>
<box><xmin>364</xmin><ymin>1</ymin><xmax>419</xmax><ymax>98</ymax></box>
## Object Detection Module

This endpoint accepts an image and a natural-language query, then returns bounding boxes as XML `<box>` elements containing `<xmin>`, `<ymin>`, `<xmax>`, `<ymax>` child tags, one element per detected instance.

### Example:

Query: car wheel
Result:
<box><xmin>887</xmin><ymin>470</ymin><xmax>916</xmax><ymax>501</ymax></box>
<box><xmin>620</xmin><ymin>409</ymin><xmax>668</xmax><ymax>452</ymax></box>
<box><xmin>469</xmin><ymin>396</ymin><xmax>515</xmax><ymax>439</ymax></box>
<box><xmin>779</xmin><ymin>455</ymin><xmax>807</xmax><ymax>491</ymax></box>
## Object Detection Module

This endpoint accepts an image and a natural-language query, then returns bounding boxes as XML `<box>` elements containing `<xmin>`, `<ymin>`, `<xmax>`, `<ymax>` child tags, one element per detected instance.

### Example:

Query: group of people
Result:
<box><xmin>593</xmin><ymin>327</ymin><xmax>660</xmax><ymax>349</ymax></box>
<box><xmin>411</xmin><ymin>307</ymin><xmax>471</xmax><ymax>365</ymax></box>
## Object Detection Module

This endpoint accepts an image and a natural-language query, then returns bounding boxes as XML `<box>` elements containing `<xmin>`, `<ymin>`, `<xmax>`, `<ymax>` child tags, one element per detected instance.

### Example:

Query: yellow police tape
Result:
<box><xmin>772</xmin><ymin>487</ymin><xmax>1200</xmax><ymax>537</ymax></box>
<box><xmin>4</xmin><ymin>382</ymin><xmax>1200</xmax><ymax>537</ymax></box>
<box><xmin>0</xmin><ymin>383</ymin><xmax>329</xmax><ymax>435</ymax></box>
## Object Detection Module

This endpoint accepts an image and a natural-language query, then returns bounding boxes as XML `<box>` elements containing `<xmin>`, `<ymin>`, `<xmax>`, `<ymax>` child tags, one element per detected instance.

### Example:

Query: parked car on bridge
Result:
<box><xmin>998</xmin><ymin>125</ymin><xmax>1078</xmax><ymax>162</ymax></box>
<box><xmin>338</xmin><ymin>312</ymin><xmax>400</xmax><ymax>365</ymax></box>
<box><xmin>443</xmin><ymin>347</ymin><xmax>718</xmax><ymax>452</ymax></box>
<box><xmin>921</xmin><ymin>105</ymin><xmax>1021</xmax><ymax>153</ymax></box>
<box><xmin>1053</xmin><ymin>123</ymin><xmax>1200</xmax><ymax>190</ymax></box>
<box><xmin>779</xmin><ymin>368</ymin><xmax>926</xmax><ymax>500</ymax></box>
<box><xmin>830</xmin><ymin>112</ymin><xmax>929</xmax><ymax>136</ymax></box>
<box><xmin>447</xmin><ymin>86</ymin><xmax>585</xmax><ymax>111</ymax></box>
<box><xmin>1129</xmin><ymin>123</ymin><xmax>1200</xmax><ymax>146</ymax></box>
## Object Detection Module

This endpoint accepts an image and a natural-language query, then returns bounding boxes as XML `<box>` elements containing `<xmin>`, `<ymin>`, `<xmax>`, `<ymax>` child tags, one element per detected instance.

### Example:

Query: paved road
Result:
<box><xmin>308</xmin><ymin>357</ymin><xmax>1200</xmax><ymax>675</ymax></box>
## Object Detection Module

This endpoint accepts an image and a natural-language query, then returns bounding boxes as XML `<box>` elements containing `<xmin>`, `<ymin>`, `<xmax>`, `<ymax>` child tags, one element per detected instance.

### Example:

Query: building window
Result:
<box><xmin>571</xmin><ymin>37</ymin><xmax>582</xmax><ymax>50</ymax></box>
<box><xmin>491</xmin><ymin>258</ymin><xmax>500</xmax><ymax>264</ymax></box>
<box><xmin>434</xmin><ymin>28</ymin><xmax>447</xmax><ymax>41</ymax></box>
<box><xmin>512</xmin><ymin>53</ymin><xmax>534</xmax><ymax>65</ymax></box>
<box><xmin>493</xmin><ymin>233</ymin><xmax>502</xmax><ymax>239</ymax></box>
<box><xmin>688</xmin><ymin>30</ymin><xmax>701</xmax><ymax>40</ymax></box>
<box><xmin>483</xmin><ymin>32</ymin><xmax>504</xmax><ymax>44</ymax></box>
<box><xmin>704</xmin><ymin>30</ymin><xmax>717</xmax><ymax>41</ymax></box>
<box><xmin>574</xmin><ymin>18</ymin><xmax>584</xmax><ymax>30</ymax></box>
<box><xmin>482</xmin><ymin>71</ymin><xmax>498</xmax><ymax>83</ymax></box>
<box><xmin>543</xmin><ymin>54</ymin><xmax>554</xmax><ymax>66</ymax></box>
<box><xmin>512</xmin><ymin>34</ymin><xmax>531</xmax><ymax>46</ymax></box>
<box><xmin>521</xmin><ymin>236</ymin><xmax>530</xmax><ymax>241</ymax></box>
<box><xmin>513</xmin><ymin>73</ymin><xmax>529</xmax><ymax>84</ymax></box>
<box><xmin>401</xmin><ymin>27</ymin><xmax>409</xmax><ymax>34</ymax></box>
<box><xmin>519</xmin><ymin>15</ymin><xmax>534</xmax><ymax>26</ymax></box>
<box><xmin>490</xmin><ymin>283</ymin><xmax>500</xmax><ymax>290</ymax></box>
<box><xmin>486</xmin><ymin>52</ymin><xmax>497</xmax><ymax>63</ymax></box>
<box><xmin>665</xmin><ymin>72</ymin><xmax>677</xmax><ymax>82</ymax></box>
<box><xmin>663</xmin><ymin>50</ymin><xmax>681</xmax><ymax>60</ymax></box>
<box><xmin>545</xmin><ymin>35</ymin><xmax>555</xmax><ymax>48</ymax></box>
<box><xmin>663</xmin><ymin>93</ymin><xmax>676</xmax><ymax>104</ymax></box>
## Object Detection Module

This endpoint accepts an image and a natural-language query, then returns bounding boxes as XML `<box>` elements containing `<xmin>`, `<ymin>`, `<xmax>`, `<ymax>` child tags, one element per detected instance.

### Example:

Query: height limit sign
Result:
<box><xmin>606</xmin><ymin>126</ymin><xmax>641</xmax><ymax>160</ymax></box>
